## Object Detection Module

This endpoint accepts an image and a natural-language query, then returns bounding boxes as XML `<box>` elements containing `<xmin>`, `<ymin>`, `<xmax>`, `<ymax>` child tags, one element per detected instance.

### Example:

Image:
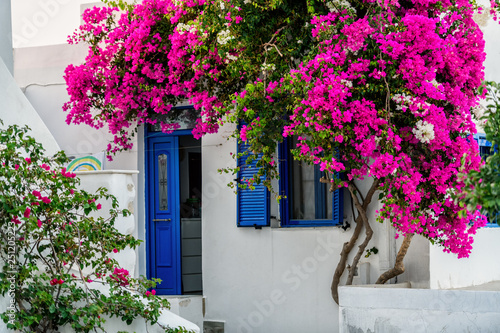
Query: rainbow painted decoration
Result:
<box><xmin>67</xmin><ymin>155</ymin><xmax>103</xmax><ymax>172</ymax></box>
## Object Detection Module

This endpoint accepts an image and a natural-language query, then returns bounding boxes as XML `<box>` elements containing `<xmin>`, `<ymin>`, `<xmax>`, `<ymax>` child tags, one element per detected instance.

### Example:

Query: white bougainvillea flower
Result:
<box><xmin>412</xmin><ymin>120</ymin><xmax>435</xmax><ymax>144</ymax></box>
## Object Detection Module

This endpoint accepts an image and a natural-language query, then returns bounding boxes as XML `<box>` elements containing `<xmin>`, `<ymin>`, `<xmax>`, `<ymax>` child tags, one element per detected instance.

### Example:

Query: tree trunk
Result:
<box><xmin>331</xmin><ymin>212</ymin><xmax>364</xmax><ymax>304</ymax></box>
<box><xmin>346</xmin><ymin>183</ymin><xmax>373</xmax><ymax>285</ymax></box>
<box><xmin>376</xmin><ymin>233</ymin><xmax>414</xmax><ymax>284</ymax></box>
<box><xmin>331</xmin><ymin>178</ymin><xmax>380</xmax><ymax>304</ymax></box>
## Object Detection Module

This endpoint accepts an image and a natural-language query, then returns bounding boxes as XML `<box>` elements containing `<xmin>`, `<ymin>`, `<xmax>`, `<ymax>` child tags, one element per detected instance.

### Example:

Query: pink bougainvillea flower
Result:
<box><xmin>240</xmin><ymin>125</ymin><xmax>250</xmax><ymax>142</ymax></box>
<box><xmin>110</xmin><ymin>267</ymin><xmax>130</xmax><ymax>286</ymax></box>
<box><xmin>145</xmin><ymin>289</ymin><xmax>156</xmax><ymax>297</ymax></box>
<box><xmin>50</xmin><ymin>278</ymin><xmax>64</xmax><ymax>286</ymax></box>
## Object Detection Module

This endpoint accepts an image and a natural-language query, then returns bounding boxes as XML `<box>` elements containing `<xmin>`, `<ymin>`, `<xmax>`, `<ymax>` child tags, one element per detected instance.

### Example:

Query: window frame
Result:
<box><xmin>278</xmin><ymin>138</ymin><xmax>343</xmax><ymax>228</ymax></box>
<box><xmin>473</xmin><ymin>133</ymin><xmax>499</xmax><ymax>227</ymax></box>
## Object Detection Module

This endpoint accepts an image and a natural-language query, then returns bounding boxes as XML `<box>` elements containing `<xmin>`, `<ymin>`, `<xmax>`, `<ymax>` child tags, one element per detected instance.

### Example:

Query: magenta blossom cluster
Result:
<box><xmin>64</xmin><ymin>0</ymin><xmax>227</xmax><ymax>157</ymax></box>
<box><xmin>232</xmin><ymin>0</ymin><xmax>488</xmax><ymax>257</ymax></box>
<box><xmin>64</xmin><ymin>0</ymin><xmax>491</xmax><ymax>258</ymax></box>
<box><xmin>110</xmin><ymin>267</ymin><xmax>130</xmax><ymax>286</ymax></box>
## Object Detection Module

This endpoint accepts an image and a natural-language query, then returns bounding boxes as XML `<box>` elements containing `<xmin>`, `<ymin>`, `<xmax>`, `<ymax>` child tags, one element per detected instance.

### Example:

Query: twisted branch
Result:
<box><xmin>376</xmin><ymin>233</ymin><xmax>414</xmax><ymax>284</ymax></box>
<box><xmin>346</xmin><ymin>182</ymin><xmax>374</xmax><ymax>285</ymax></box>
<box><xmin>331</xmin><ymin>178</ymin><xmax>380</xmax><ymax>304</ymax></box>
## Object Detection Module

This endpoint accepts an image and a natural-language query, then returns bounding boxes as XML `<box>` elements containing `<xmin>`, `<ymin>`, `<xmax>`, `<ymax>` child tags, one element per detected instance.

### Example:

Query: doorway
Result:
<box><xmin>146</xmin><ymin>131</ymin><xmax>202</xmax><ymax>295</ymax></box>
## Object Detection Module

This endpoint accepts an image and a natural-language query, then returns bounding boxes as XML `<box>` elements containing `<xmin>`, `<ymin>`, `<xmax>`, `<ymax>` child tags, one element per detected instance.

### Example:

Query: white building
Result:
<box><xmin>2</xmin><ymin>1</ymin><xmax>500</xmax><ymax>332</ymax></box>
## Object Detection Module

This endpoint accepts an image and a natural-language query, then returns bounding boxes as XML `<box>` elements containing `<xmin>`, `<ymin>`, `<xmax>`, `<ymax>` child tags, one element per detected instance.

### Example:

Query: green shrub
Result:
<box><xmin>0</xmin><ymin>124</ymin><xmax>171</xmax><ymax>332</ymax></box>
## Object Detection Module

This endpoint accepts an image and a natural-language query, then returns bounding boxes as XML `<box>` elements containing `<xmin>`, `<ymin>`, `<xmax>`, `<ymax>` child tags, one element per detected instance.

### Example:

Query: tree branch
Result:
<box><xmin>331</xmin><ymin>207</ymin><xmax>364</xmax><ymax>304</ymax></box>
<box><xmin>376</xmin><ymin>233</ymin><xmax>413</xmax><ymax>284</ymax></box>
<box><xmin>345</xmin><ymin>182</ymin><xmax>374</xmax><ymax>285</ymax></box>
<box><xmin>331</xmin><ymin>178</ymin><xmax>380</xmax><ymax>304</ymax></box>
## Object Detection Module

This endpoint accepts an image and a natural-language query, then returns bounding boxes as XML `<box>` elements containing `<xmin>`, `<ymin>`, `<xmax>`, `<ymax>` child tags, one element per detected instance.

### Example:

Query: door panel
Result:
<box><xmin>147</xmin><ymin>136</ymin><xmax>180</xmax><ymax>295</ymax></box>
<box><xmin>156</xmin><ymin>224</ymin><xmax>173</xmax><ymax>267</ymax></box>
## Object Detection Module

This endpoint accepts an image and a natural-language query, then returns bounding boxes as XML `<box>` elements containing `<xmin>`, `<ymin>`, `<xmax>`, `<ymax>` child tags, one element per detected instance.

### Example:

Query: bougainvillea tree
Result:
<box><xmin>64</xmin><ymin>0</ymin><xmax>494</xmax><ymax>303</ymax></box>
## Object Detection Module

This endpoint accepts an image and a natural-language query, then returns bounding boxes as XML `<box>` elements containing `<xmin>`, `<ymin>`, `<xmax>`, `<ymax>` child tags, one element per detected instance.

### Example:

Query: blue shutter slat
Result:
<box><xmin>237</xmin><ymin>141</ymin><xmax>270</xmax><ymax>227</ymax></box>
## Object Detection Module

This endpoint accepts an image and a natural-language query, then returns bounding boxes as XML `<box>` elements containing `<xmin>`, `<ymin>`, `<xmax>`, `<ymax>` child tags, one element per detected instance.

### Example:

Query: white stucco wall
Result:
<box><xmin>396</xmin><ymin>235</ymin><xmax>430</xmax><ymax>289</ymax></box>
<box><xmin>0</xmin><ymin>57</ymin><xmax>60</xmax><ymax>156</ymax></box>
<box><xmin>12</xmin><ymin>0</ymin><xmax>137</xmax><ymax>170</ymax></box>
<box><xmin>429</xmin><ymin>227</ymin><xmax>500</xmax><ymax>289</ymax></box>
<box><xmin>13</xmin><ymin>43</ymin><xmax>138</xmax><ymax>171</ymax></box>
<box><xmin>0</xmin><ymin>0</ymin><xmax>59</xmax><ymax>155</ymax></box>
<box><xmin>339</xmin><ymin>285</ymin><xmax>500</xmax><ymax>333</ymax></box>
<box><xmin>11</xmin><ymin>0</ymin><xmax>101</xmax><ymax>49</ymax></box>
<box><xmin>200</xmin><ymin>123</ymin><xmax>395</xmax><ymax>333</ymax></box>
<box><xmin>480</xmin><ymin>3</ymin><xmax>500</xmax><ymax>83</ymax></box>
<box><xmin>1</xmin><ymin>0</ymin><xmax>13</xmax><ymax>74</ymax></box>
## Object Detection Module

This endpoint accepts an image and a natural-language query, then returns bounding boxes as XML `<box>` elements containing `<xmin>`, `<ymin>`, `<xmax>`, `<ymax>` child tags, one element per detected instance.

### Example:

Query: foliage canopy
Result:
<box><xmin>64</xmin><ymin>0</ymin><xmax>492</xmax><ymax>261</ymax></box>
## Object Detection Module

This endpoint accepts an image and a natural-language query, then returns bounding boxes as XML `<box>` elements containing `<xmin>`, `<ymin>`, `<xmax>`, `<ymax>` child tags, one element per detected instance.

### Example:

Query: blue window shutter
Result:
<box><xmin>237</xmin><ymin>141</ymin><xmax>270</xmax><ymax>228</ymax></box>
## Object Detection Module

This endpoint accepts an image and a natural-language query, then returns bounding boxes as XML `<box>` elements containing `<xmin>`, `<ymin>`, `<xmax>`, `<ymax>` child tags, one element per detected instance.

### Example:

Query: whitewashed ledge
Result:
<box><xmin>339</xmin><ymin>284</ymin><xmax>500</xmax><ymax>333</ymax></box>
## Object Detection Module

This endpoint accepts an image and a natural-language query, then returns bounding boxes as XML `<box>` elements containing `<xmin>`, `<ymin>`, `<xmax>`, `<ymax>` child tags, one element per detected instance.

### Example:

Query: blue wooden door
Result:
<box><xmin>147</xmin><ymin>136</ymin><xmax>181</xmax><ymax>294</ymax></box>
